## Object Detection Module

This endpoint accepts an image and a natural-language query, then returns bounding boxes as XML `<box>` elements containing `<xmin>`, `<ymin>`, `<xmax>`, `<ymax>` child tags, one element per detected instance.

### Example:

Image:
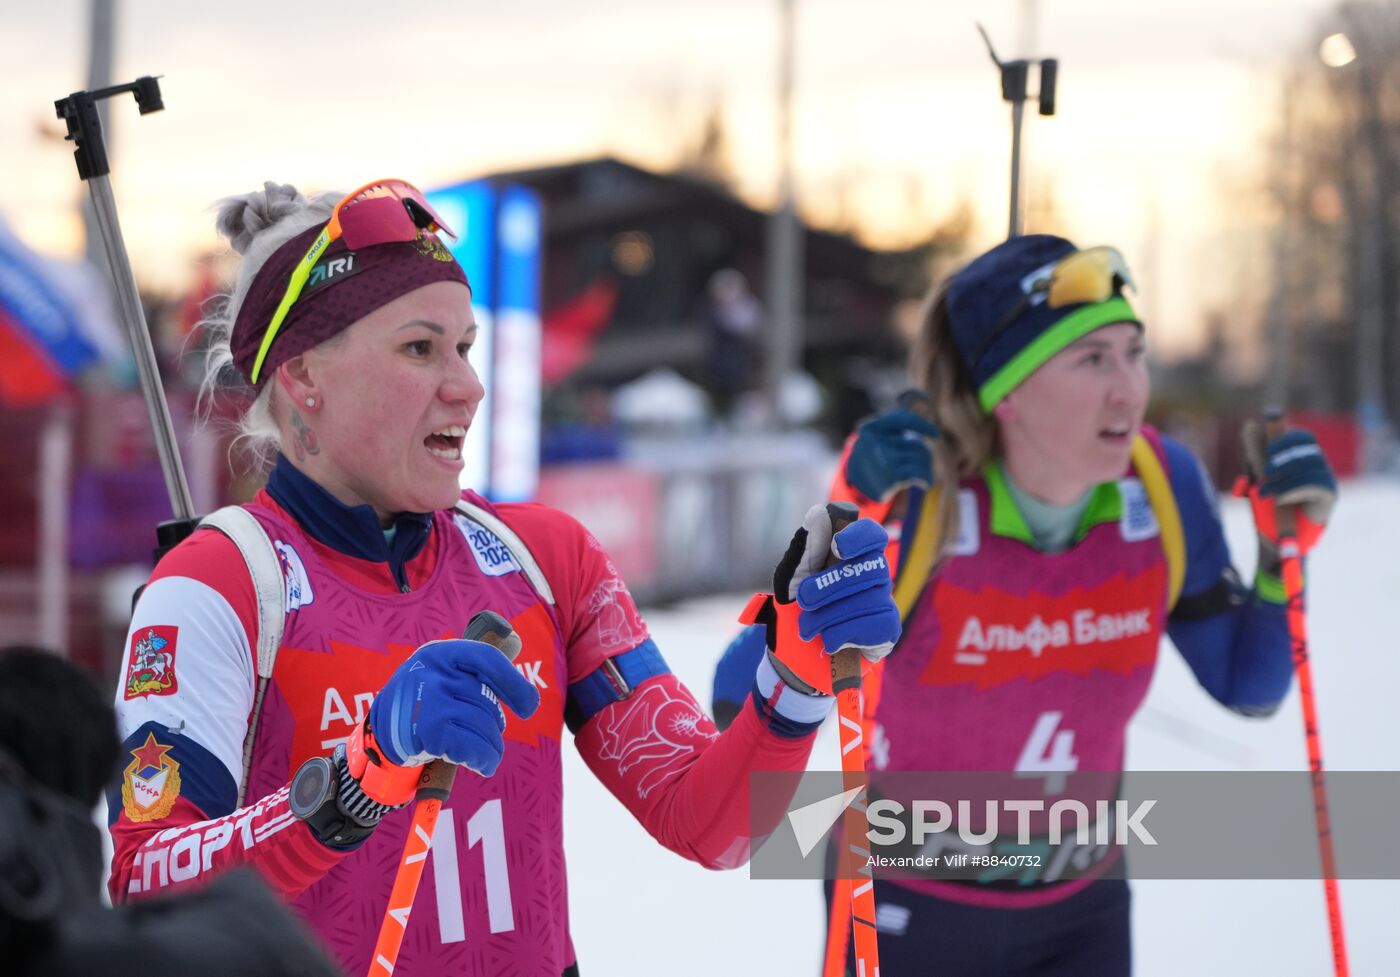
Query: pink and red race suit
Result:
<box><xmin>869</xmin><ymin>459</ymin><xmax>1169</xmax><ymax>909</ymax></box>
<box><xmin>110</xmin><ymin>489</ymin><xmax>816</xmax><ymax>976</ymax></box>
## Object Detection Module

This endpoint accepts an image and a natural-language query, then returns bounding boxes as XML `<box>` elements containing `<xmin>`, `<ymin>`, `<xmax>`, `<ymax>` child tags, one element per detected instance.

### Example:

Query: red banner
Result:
<box><xmin>535</xmin><ymin>463</ymin><xmax>660</xmax><ymax>589</ymax></box>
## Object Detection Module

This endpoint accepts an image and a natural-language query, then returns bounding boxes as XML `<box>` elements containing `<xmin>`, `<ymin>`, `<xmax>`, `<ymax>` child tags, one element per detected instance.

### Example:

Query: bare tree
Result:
<box><xmin>1264</xmin><ymin>0</ymin><xmax>1400</xmax><ymax>463</ymax></box>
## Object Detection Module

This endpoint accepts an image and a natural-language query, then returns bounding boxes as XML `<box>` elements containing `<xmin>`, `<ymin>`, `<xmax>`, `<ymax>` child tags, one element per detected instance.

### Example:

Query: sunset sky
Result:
<box><xmin>2</xmin><ymin>0</ymin><xmax>1343</xmax><ymax>361</ymax></box>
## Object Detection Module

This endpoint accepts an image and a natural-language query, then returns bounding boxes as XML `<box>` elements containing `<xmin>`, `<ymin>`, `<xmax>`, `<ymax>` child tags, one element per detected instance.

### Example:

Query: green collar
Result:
<box><xmin>982</xmin><ymin>460</ymin><xmax>1123</xmax><ymax>548</ymax></box>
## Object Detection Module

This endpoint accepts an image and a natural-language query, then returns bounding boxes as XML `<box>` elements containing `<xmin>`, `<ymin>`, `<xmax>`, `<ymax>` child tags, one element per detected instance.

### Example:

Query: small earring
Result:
<box><xmin>305</xmin><ymin>397</ymin><xmax>315</xmax><ymax>408</ymax></box>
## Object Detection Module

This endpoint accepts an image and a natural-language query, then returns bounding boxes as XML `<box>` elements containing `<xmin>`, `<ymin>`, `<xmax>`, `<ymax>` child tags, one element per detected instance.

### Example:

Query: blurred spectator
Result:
<box><xmin>0</xmin><ymin>645</ymin><xmax>118</xmax><ymax>915</ymax></box>
<box><xmin>704</xmin><ymin>268</ymin><xmax>763</xmax><ymax>416</ymax></box>
<box><xmin>0</xmin><ymin>645</ymin><xmax>340</xmax><ymax>977</ymax></box>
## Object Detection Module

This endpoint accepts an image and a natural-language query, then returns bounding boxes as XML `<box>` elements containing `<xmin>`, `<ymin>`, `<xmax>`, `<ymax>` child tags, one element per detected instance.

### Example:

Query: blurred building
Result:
<box><xmin>490</xmin><ymin>157</ymin><xmax>929</xmax><ymax>436</ymax></box>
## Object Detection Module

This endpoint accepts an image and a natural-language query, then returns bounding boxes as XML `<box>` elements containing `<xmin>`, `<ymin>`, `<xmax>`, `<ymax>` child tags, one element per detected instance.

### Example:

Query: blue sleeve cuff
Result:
<box><xmin>750</xmin><ymin>652</ymin><xmax>833</xmax><ymax>738</ymax></box>
<box><xmin>1254</xmin><ymin>567</ymin><xmax>1289</xmax><ymax>605</ymax></box>
<box><xmin>564</xmin><ymin>639</ymin><xmax>670</xmax><ymax>734</ymax></box>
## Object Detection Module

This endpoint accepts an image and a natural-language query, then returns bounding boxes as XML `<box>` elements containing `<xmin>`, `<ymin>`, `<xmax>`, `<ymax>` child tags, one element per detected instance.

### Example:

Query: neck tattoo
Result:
<box><xmin>290</xmin><ymin>408</ymin><xmax>321</xmax><ymax>462</ymax></box>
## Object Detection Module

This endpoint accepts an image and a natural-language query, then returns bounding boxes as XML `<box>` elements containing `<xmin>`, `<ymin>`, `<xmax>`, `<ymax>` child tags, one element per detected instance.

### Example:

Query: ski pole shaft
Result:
<box><xmin>367</xmin><ymin>611</ymin><xmax>521</xmax><ymax>977</ymax></box>
<box><xmin>368</xmin><ymin>761</ymin><xmax>455</xmax><ymax>977</ymax></box>
<box><xmin>822</xmin><ymin>876</ymin><xmax>853</xmax><ymax>977</ymax></box>
<box><xmin>823</xmin><ymin>502</ymin><xmax>881</xmax><ymax>977</ymax></box>
<box><xmin>1280</xmin><ymin>538</ymin><xmax>1349</xmax><ymax>977</ymax></box>
<box><xmin>1264</xmin><ymin>416</ymin><xmax>1349</xmax><ymax>977</ymax></box>
<box><xmin>832</xmin><ymin>648</ymin><xmax>880</xmax><ymax>977</ymax></box>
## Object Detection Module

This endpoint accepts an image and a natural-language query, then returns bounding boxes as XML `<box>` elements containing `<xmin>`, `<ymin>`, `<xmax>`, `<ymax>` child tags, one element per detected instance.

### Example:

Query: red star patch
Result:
<box><xmin>131</xmin><ymin>732</ymin><xmax>172</xmax><ymax>771</ymax></box>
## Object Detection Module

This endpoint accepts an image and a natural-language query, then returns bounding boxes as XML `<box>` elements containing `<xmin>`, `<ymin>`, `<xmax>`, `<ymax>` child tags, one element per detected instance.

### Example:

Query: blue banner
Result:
<box><xmin>0</xmin><ymin>222</ymin><xmax>102</xmax><ymax>376</ymax></box>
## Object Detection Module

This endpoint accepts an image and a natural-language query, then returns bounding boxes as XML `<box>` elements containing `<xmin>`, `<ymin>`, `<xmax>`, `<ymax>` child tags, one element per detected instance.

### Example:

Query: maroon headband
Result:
<box><xmin>230</xmin><ymin>224</ymin><xmax>470</xmax><ymax>387</ymax></box>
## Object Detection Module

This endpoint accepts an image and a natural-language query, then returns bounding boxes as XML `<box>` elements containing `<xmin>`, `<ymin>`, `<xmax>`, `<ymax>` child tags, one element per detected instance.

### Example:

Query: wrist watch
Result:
<box><xmin>289</xmin><ymin>743</ymin><xmax>395</xmax><ymax>847</ymax></box>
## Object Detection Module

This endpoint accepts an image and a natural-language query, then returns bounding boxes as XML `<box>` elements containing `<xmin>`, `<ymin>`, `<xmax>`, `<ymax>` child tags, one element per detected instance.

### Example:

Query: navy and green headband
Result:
<box><xmin>946</xmin><ymin>234</ymin><xmax>1140</xmax><ymax>412</ymax></box>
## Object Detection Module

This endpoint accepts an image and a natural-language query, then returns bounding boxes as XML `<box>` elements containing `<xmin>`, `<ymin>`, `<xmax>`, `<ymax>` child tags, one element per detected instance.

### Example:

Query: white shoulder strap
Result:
<box><xmin>198</xmin><ymin>505</ymin><xmax>285</xmax><ymax>806</ymax></box>
<box><xmin>200</xmin><ymin>506</ymin><xmax>286</xmax><ymax>676</ymax></box>
<box><xmin>454</xmin><ymin>500</ymin><xmax>555</xmax><ymax>606</ymax></box>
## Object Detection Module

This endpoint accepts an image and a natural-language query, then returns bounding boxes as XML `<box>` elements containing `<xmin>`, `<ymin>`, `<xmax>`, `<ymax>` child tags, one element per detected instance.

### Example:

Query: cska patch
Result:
<box><xmin>121</xmin><ymin>732</ymin><xmax>182</xmax><ymax>822</ymax></box>
<box><xmin>124</xmin><ymin>625</ymin><xmax>180</xmax><ymax>699</ymax></box>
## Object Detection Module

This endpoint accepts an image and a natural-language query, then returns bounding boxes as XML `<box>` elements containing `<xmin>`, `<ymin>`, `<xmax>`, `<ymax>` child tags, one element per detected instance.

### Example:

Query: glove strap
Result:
<box><xmin>346</xmin><ymin>719</ymin><xmax>422</xmax><ymax>806</ymax></box>
<box><xmin>1233</xmin><ymin>478</ymin><xmax>1326</xmax><ymax>557</ymax></box>
<box><xmin>739</xmin><ymin>593</ymin><xmax>872</xmax><ymax>696</ymax></box>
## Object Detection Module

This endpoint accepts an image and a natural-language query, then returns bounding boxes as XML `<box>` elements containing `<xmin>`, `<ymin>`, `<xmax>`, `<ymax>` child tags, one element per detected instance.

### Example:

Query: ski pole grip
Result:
<box><xmin>1261</xmin><ymin>408</ymin><xmax>1299</xmax><ymax>539</ymax></box>
<box><xmin>824</xmin><ymin>502</ymin><xmax>865</xmax><ymax>688</ymax></box>
<box><xmin>416</xmin><ymin>611</ymin><xmax>521</xmax><ymax>802</ymax></box>
<box><xmin>824</xmin><ymin>501</ymin><xmax>859</xmax><ymax>544</ymax></box>
<box><xmin>462</xmin><ymin>609</ymin><xmax>523</xmax><ymax>662</ymax></box>
<box><xmin>831</xmin><ymin>641</ymin><xmax>864</xmax><ymax>687</ymax></box>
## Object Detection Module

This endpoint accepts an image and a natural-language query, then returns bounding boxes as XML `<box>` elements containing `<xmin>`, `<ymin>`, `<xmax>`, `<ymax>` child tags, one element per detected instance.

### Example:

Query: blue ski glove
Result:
<box><xmin>369</xmin><ymin>639</ymin><xmax>541</xmax><ymax>777</ymax></box>
<box><xmin>1258</xmin><ymin>430</ymin><xmax>1337</xmax><ymax>502</ymax></box>
<box><xmin>844</xmin><ymin>402</ymin><xmax>940</xmax><ymax>504</ymax></box>
<box><xmin>775</xmin><ymin>504</ymin><xmax>901</xmax><ymax>662</ymax></box>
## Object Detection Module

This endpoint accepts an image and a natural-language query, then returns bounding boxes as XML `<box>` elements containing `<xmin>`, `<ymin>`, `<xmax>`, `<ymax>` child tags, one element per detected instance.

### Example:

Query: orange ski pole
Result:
<box><xmin>823</xmin><ymin>502</ymin><xmax>880</xmax><ymax>977</ymax></box>
<box><xmin>367</xmin><ymin>610</ymin><xmax>522</xmax><ymax>977</ymax></box>
<box><xmin>1264</xmin><ymin>415</ymin><xmax>1349</xmax><ymax>977</ymax></box>
<box><xmin>831</xmin><ymin>647</ymin><xmax>880</xmax><ymax>977</ymax></box>
<box><xmin>822</xmin><ymin>875</ymin><xmax>854</xmax><ymax>977</ymax></box>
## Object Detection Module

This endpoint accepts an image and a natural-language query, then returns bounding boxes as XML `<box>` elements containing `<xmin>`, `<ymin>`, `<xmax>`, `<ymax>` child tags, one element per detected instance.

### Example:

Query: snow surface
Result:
<box><xmin>561</xmin><ymin>480</ymin><xmax>1400</xmax><ymax>975</ymax></box>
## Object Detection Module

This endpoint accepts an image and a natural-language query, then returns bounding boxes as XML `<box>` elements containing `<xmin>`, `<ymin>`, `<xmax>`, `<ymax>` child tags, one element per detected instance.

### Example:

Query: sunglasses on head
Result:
<box><xmin>971</xmin><ymin>246</ymin><xmax>1136</xmax><ymax>368</ymax></box>
<box><xmin>249</xmin><ymin>178</ymin><xmax>455</xmax><ymax>385</ymax></box>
